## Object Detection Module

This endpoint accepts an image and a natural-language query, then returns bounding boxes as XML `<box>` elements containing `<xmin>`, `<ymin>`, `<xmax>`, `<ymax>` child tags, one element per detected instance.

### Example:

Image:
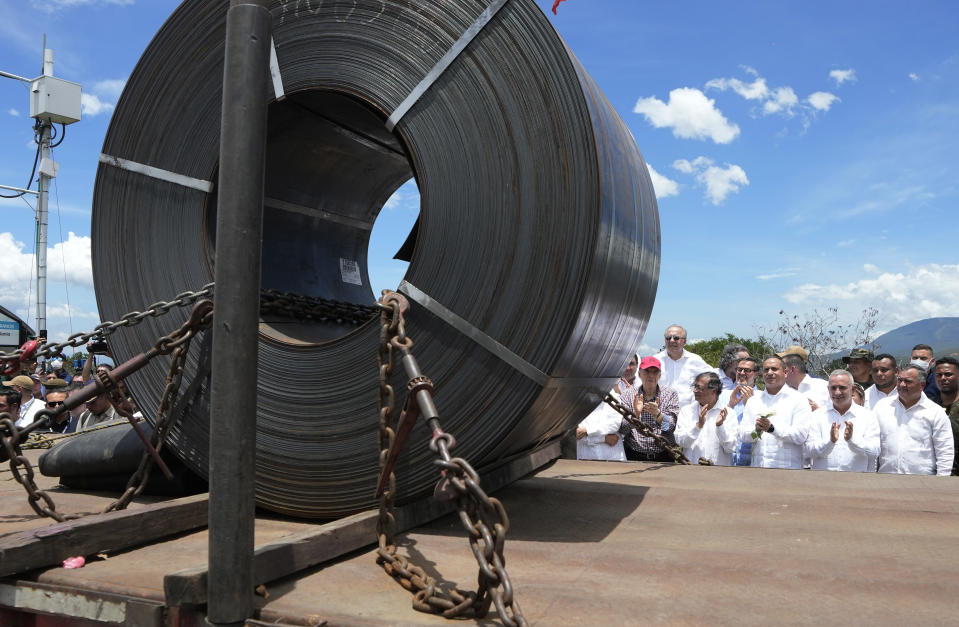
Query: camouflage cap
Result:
<box><xmin>44</xmin><ymin>378</ymin><xmax>69</xmax><ymax>389</ymax></box>
<box><xmin>843</xmin><ymin>348</ymin><xmax>874</xmax><ymax>363</ymax></box>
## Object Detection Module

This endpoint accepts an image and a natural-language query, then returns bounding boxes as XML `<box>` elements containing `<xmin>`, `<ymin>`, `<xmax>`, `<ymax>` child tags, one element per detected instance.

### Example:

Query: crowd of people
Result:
<box><xmin>576</xmin><ymin>324</ymin><xmax>957</xmax><ymax>476</ymax></box>
<box><xmin>1</xmin><ymin>348</ymin><xmax>125</xmax><ymax>435</ymax></box>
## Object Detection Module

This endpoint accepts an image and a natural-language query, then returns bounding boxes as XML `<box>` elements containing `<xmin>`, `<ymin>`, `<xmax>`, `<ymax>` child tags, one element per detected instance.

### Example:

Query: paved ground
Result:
<box><xmin>3</xmin><ymin>454</ymin><xmax>958</xmax><ymax>625</ymax></box>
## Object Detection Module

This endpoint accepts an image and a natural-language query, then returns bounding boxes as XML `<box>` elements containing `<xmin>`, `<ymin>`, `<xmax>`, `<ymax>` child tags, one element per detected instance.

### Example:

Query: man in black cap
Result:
<box><xmin>843</xmin><ymin>348</ymin><xmax>874</xmax><ymax>390</ymax></box>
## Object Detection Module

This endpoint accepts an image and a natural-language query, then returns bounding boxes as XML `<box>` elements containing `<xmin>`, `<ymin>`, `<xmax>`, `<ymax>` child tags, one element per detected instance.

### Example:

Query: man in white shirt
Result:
<box><xmin>575</xmin><ymin>354</ymin><xmax>637</xmax><ymax>461</ymax></box>
<box><xmin>805</xmin><ymin>369</ymin><xmax>880</xmax><ymax>472</ymax></box>
<box><xmin>654</xmin><ymin>325</ymin><xmax>711</xmax><ymax>407</ymax></box>
<box><xmin>782</xmin><ymin>350</ymin><xmax>829</xmax><ymax>412</ymax></box>
<box><xmin>675</xmin><ymin>372</ymin><xmax>738</xmax><ymax>466</ymax></box>
<box><xmin>866</xmin><ymin>353</ymin><xmax>898</xmax><ymax>409</ymax></box>
<box><xmin>2</xmin><ymin>375</ymin><xmax>43</xmax><ymax>429</ymax></box>
<box><xmin>740</xmin><ymin>355</ymin><xmax>812</xmax><ymax>469</ymax></box>
<box><xmin>875</xmin><ymin>363</ymin><xmax>954</xmax><ymax>475</ymax></box>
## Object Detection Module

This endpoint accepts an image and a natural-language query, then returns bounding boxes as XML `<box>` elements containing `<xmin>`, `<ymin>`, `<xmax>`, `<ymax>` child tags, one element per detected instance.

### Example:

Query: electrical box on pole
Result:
<box><xmin>30</xmin><ymin>75</ymin><xmax>82</xmax><ymax>125</ymax></box>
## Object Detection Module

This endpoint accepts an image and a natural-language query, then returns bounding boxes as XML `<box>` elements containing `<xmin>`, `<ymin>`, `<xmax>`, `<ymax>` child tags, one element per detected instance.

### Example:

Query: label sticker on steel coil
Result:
<box><xmin>339</xmin><ymin>258</ymin><xmax>363</xmax><ymax>285</ymax></box>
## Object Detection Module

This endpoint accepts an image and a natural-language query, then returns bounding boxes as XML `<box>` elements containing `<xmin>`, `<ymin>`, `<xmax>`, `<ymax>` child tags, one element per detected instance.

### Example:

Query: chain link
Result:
<box><xmin>259</xmin><ymin>288</ymin><xmax>378</xmax><ymax>326</ymax></box>
<box><xmin>0</xmin><ymin>283</ymin><xmax>215</xmax><ymax>365</ymax></box>
<box><xmin>375</xmin><ymin>293</ymin><xmax>527</xmax><ymax>627</ymax></box>
<box><xmin>0</xmin><ymin>283</ymin><xmax>374</xmax><ymax>370</ymax></box>
<box><xmin>0</xmin><ymin>299</ymin><xmax>214</xmax><ymax>522</ymax></box>
<box><xmin>103</xmin><ymin>300</ymin><xmax>213</xmax><ymax>513</ymax></box>
<box><xmin>1</xmin><ymin>415</ymin><xmax>80</xmax><ymax>522</ymax></box>
<box><xmin>603</xmin><ymin>392</ymin><xmax>691</xmax><ymax>464</ymax></box>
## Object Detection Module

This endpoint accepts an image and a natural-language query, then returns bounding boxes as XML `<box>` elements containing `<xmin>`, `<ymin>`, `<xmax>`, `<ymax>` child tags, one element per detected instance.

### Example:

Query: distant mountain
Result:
<box><xmin>870</xmin><ymin>317</ymin><xmax>959</xmax><ymax>360</ymax></box>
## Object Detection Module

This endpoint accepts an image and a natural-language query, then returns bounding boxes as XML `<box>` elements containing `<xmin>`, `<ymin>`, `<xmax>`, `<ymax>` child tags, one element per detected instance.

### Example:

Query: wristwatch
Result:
<box><xmin>767</xmin><ymin>423</ymin><xmax>775</xmax><ymax>434</ymax></box>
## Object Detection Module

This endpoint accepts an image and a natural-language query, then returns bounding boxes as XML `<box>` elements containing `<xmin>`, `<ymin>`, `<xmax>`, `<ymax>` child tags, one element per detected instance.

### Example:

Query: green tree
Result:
<box><xmin>685</xmin><ymin>333</ymin><xmax>776</xmax><ymax>368</ymax></box>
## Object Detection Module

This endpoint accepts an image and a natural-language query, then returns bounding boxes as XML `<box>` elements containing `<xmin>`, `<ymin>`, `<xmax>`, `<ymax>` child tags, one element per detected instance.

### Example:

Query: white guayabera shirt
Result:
<box><xmin>576</xmin><ymin>400</ymin><xmax>627</xmax><ymax>462</ymax></box>
<box><xmin>797</xmin><ymin>374</ymin><xmax>830</xmax><ymax>410</ymax></box>
<box><xmin>654</xmin><ymin>349</ymin><xmax>711</xmax><ymax>407</ymax></box>
<box><xmin>805</xmin><ymin>403</ymin><xmax>880</xmax><ymax>472</ymax></box>
<box><xmin>865</xmin><ymin>385</ymin><xmax>896</xmax><ymax>410</ymax></box>
<box><xmin>740</xmin><ymin>386</ymin><xmax>812</xmax><ymax>469</ymax></box>
<box><xmin>675</xmin><ymin>401</ymin><xmax>738</xmax><ymax>466</ymax></box>
<box><xmin>874</xmin><ymin>394</ymin><xmax>954</xmax><ymax>476</ymax></box>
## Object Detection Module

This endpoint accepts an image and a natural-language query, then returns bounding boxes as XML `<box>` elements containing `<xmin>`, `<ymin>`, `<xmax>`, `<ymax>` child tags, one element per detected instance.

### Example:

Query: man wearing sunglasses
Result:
<box><xmin>69</xmin><ymin>389</ymin><xmax>122</xmax><ymax>433</ymax></box>
<box><xmin>42</xmin><ymin>379</ymin><xmax>71</xmax><ymax>433</ymax></box>
<box><xmin>653</xmin><ymin>325</ymin><xmax>710</xmax><ymax>407</ymax></box>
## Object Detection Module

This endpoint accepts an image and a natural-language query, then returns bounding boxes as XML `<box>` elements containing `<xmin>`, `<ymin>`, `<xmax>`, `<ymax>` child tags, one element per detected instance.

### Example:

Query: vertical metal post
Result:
<box><xmin>35</xmin><ymin>47</ymin><xmax>54</xmax><ymax>341</ymax></box>
<box><xmin>207</xmin><ymin>1</ymin><xmax>271</xmax><ymax>625</ymax></box>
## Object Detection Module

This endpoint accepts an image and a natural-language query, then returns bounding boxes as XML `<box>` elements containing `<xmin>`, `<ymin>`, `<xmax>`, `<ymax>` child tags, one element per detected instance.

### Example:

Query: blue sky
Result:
<box><xmin>1</xmin><ymin>0</ymin><xmax>957</xmax><ymax>357</ymax></box>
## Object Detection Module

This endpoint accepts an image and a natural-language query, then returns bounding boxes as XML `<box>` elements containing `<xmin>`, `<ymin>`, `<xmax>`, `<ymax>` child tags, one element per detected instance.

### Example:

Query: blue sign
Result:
<box><xmin>0</xmin><ymin>321</ymin><xmax>18</xmax><ymax>331</ymax></box>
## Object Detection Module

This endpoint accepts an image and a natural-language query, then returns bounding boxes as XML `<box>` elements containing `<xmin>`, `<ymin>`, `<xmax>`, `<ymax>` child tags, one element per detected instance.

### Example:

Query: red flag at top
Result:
<box><xmin>552</xmin><ymin>0</ymin><xmax>567</xmax><ymax>14</ymax></box>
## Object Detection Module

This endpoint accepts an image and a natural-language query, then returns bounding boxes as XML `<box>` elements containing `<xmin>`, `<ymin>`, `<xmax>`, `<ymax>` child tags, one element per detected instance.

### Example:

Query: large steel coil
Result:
<box><xmin>91</xmin><ymin>0</ymin><xmax>660</xmax><ymax>519</ymax></box>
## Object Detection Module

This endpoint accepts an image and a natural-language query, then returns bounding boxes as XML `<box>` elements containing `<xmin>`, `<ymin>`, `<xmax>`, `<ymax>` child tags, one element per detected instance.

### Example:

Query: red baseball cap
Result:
<box><xmin>639</xmin><ymin>356</ymin><xmax>661</xmax><ymax>370</ymax></box>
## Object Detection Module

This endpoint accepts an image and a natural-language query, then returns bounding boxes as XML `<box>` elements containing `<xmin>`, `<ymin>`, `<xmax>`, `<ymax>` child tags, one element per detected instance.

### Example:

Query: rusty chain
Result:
<box><xmin>0</xmin><ymin>283</ymin><xmax>216</xmax><ymax>366</ymax></box>
<box><xmin>1</xmin><ymin>414</ymin><xmax>81</xmax><ymax>522</ymax></box>
<box><xmin>259</xmin><ymin>288</ymin><xmax>378</xmax><ymax>326</ymax></box>
<box><xmin>603</xmin><ymin>392</ymin><xmax>691</xmax><ymax>464</ymax></box>
<box><xmin>376</xmin><ymin>292</ymin><xmax>527</xmax><ymax>627</ymax></box>
<box><xmin>103</xmin><ymin>300</ymin><xmax>213</xmax><ymax>513</ymax></box>
<box><xmin>0</xmin><ymin>284</ymin><xmax>375</xmax><ymax>370</ymax></box>
<box><xmin>0</xmin><ymin>299</ymin><xmax>214</xmax><ymax>522</ymax></box>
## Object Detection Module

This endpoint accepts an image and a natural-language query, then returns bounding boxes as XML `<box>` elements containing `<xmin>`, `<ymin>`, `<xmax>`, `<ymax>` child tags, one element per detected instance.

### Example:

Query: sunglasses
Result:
<box><xmin>46</xmin><ymin>400</ymin><xmax>65</xmax><ymax>408</ymax></box>
<box><xmin>665</xmin><ymin>335</ymin><xmax>685</xmax><ymax>341</ymax></box>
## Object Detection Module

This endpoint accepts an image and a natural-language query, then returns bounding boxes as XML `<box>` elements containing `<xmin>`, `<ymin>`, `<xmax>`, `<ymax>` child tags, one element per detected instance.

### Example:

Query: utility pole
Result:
<box><xmin>35</xmin><ymin>47</ymin><xmax>55</xmax><ymax>342</ymax></box>
<box><xmin>1</xmin><ymin>41</ymin><xmax>80</xmax><ymax>344</ymax></box>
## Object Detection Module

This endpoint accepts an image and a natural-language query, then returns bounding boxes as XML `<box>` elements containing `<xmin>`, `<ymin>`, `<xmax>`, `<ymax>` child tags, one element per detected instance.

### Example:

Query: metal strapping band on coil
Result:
<box><xmin>91</xmin><ymin>0</ymin><xmax>660</xmax><ymax>519</ymax></box>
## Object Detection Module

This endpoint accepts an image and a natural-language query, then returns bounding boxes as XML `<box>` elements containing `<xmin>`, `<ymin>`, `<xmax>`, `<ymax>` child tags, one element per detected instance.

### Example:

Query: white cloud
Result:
<box><xmin>671</xmin><ymin>156</ymin><xmax>749</xmax><ymax>205</ymax></box>
<box><xmin>633</xmin><ymin>87</ymin><xmax>740</xmax><ymax>144</ymax></box>
<box><xmin>908</xmin><ymin>72</ymin><xmax>920</xmax><ymax>82</ymax></box>
<box><xmin>807</xmin><ymin>91</ymin><xmax>839</xmax><ymax>111</ymax></box>
<box><xmin>756</xmin><ymin>269</ymin><xmax>798</xmax><ymax>281</ymax></box>
<box><xmin>705</xmin><ymin>76</ymin><xmax>769</xmax><ymax>100</ymax></box>
<box><xmin>829</xmin><ymin>69</ymin><xmax>857</xmax><ymax>86</ymax></box>
<box><xmin>836</xmin><ymin>239</ymin><xmax>855</xmax><ymax>248</ymax></box>
<box><xmin>30</xmin><ymin>0</ymin><xmax>134</xmax><ymax>12</ymax></box>
<box><xmin>783</xmin><ymin>263</ymin><xmax>959</xmax><ymax>331</ymax></box>
<box><xmin>45</xmin><ymin>303</ymin><xmax>99</xmax><ymax>320</ymax></box>
<box><xmin>0</xmin><ymin>232</ymin><xmax>93</xmax><ymax>306</ymax></box>
<box><xmin>77</xmin><ymin>78</ymin><xmax>126</xmax><ymax>117</ymax></box>
<box><xmin>92</xmin><ymin>79</ymin><xmax>126</xmax><ymax>100</ymax></box>
<box><xmin>80</xmin><ymin>93</ymin><xmax>114</xmax><ymax>116</ymax></box>
<box><xmin>646</xmin><ymin>164</ymin><xmax>679</xmax><ymax>199</ymax></box>
<box><xmin>8</xmin><ymin>108</ymin><xmax>20</xmax><ymax>117</ymax></box>
<box><xmin>763</xmin><ymin>87</ymin><xmax>798</xmax><ymax>116</ymax></box>
<box><xmin>383</xmin><ymin>189</ymin><xmax>402</xmax><ymax>210</ymax></box>
<box><xmin>708</xmin><ymin>69</ymin><xmax>828</xmax><ymax>121</ymax></box>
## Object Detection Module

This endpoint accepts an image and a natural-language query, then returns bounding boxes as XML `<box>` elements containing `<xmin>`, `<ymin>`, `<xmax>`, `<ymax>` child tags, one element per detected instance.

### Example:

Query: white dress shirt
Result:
<box><xmin>15</xmin><ymin>397</ymin><xmax>43</xmax><ymax>429</ymax></box>
<box><xmin>654</xmin><ymin>349</ymin><xmax>711</xmax><ymax>407</ymax></box>
<box><xmin>865</xmin><ymin>385</ymin><xmax>897</xmax><ymax>410</ymax></box>
<box><xmin>875</xmin><ymin>394</ymin><xmax>954</xmax><ymax>476</ymax></box>
<box><xmin>675</xmin><ymin>401</ymin><xmax>738</xmax><ymax>466</ymax></box>
<box><xmin>796</xmin><ymin>374</ymin><xmax>830</xmax><ymax>411</ymax></box>
<box><xmin>805</xmin><ymin>403</ymin><xmax>880</xmax><ymax>472</ymax></box>
<box><xmin>739</xmin><ymin>385</ymin><xmax>812</xmax><ymax>469</ymax></box>
<box><xmin>576</xmin><ymin>400</ymin><xmax>626</xmax><ymax>461</ymax></box>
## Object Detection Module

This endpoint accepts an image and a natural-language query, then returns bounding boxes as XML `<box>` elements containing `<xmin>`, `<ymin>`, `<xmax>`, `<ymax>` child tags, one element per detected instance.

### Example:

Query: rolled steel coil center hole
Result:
<box><xmin>204</xmin><ymin>89</ymin><xmax>420</xmax><ymax>345</ymax></box>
